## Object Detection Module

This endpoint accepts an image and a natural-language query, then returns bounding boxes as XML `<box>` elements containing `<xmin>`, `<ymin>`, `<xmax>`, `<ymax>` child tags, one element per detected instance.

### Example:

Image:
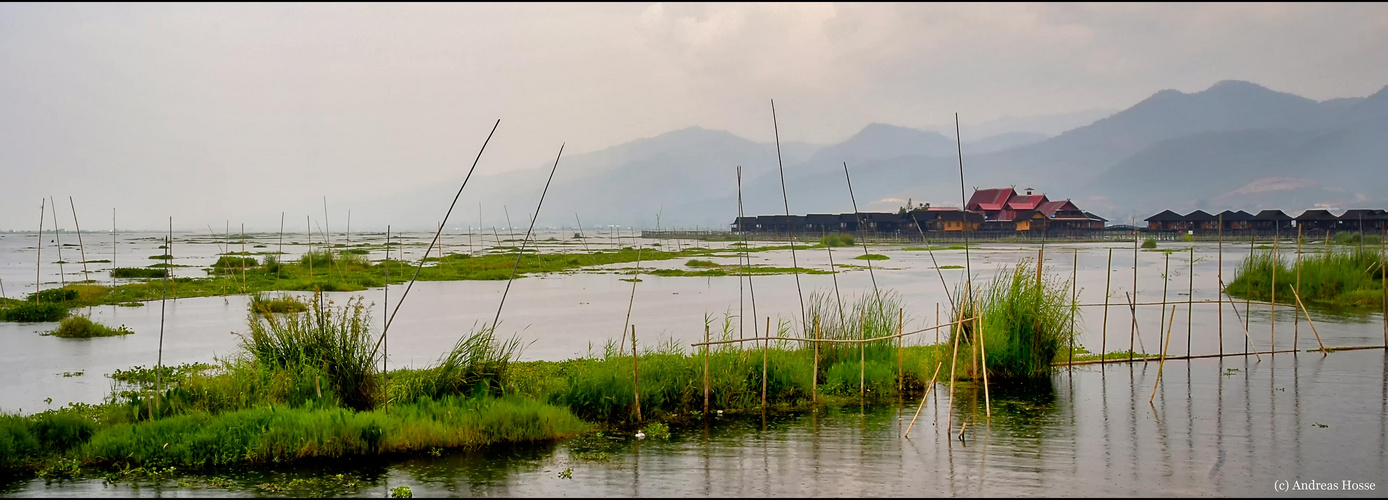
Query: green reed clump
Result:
<box><xmin>1141</xmin><ymin>238</ymin><xmax>1157</xmax><ymax>249</ymax></box>
<box><xmin>0</xmin><ymin>414</ymin><xmax>42</xmax><ymax>469</ymax></box>
<box><xmin>110</xmin><ymin>267</ymin><xmax>168</xmax><ymax>279</ymax></box>
<box><xmin>685</xmin><ymin>259</ymin><xmax>719</xmax><ymax>268</ymax></box>
<box><xmin>854</xmin><ymin>253</ymin><xmax>889</xmax><ymax>261</ymax></box>
<box><xmin>390</xmin><ymin>325</ymin><xmax>525</xmax><ymax>404</ymax></box>
<box><xmin>83</xmin><ymin>395</ymin><xmax>587</xmax><ymax>469</ymax></box>
<box><xmin>27</xmin><ymin>288</ymin><xmax>79</xmax><ymax>304</ymax></box>
<box><xmin>805</xmin><ymin>290</ymin><xmax>902</xmax><ymax>372</ymax></box>
<box><xmin>951</xmin><ymin>258</ymin><xmax>1076</xmax><ymax>379</ymax></box>
<box><xmin>212</xmin><ymin>255</ymin><xmax>258</xmax><ymax>272</ymax></box>
<box><xmin>820</xmin><ymin>234</ymin><xmax>855</xmax><ymax>247</ymax></box>
<box><xmin>237</xmin><ymin>293</ymin><xmax>379</xmax><ymax>411</ymax></box>
<box><xmin>46</xmin><ymin>316</ymin><xmax>134</xmax><ymax>338</ymax></box>
<box><xmin>1226</xmin><ymin>247</ymin><xmax>1385</xmax><ymax>309</ymax></box>
<box><xmin>248</xmin><ymin>292</ymin><xmax>309</xmax><ymax>315</ymax></box>
<box><xmin>0</xmin><ymin>302</ymin><xmax>70</xmax><ymax>322</ymax></box>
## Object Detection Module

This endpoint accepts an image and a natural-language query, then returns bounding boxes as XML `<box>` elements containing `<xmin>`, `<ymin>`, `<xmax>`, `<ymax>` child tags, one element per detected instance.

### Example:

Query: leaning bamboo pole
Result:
<box><xmin>1069</xmin><ymin>248</ymin><xmax>1078</xmax><ymax>368</ymax></box>
<box><xmin>49</xmin><ymin>197</ymin><xmax>65</xmax><ymax>287</ymax></box>
<box><xmin>977</xmin><ymin>301</ymin><xmax>990</xmax><ymax>418</ymax></box>
<box><xmin>1246</xmin><ymin>234</ymin><xmax>1253</xmax><ymax>351</ymax></box>
<box><xmin>1217</xmin><ymin>215</ymin><xmax>1223</xmax><ymax>356</ymax></box>
<box><xmin>1271</xmin><ymin>233</ymin><xmax>1279</xmax><ymax>355</ymax></box>
<box><xmin>770</xmin><ymin>99</ymin><xmax>808</xmax><ymax>338</ymax></box>
<box><xmin>945</xmin><ymin>311</ymin><xmax>961</xmax><ymax>436</ymax></box>
<box><xmin>812</xmin><ymin>317</ymin><xmax>820</xmax><ymax>402</ymax></box>
<box><xmin>68</xmin><ymin>197</ymin><xmax>90</xmax><ymax>282</ymax></box>
<box><xmin>155</xmin><ymin>217</ymin><xmax>172</xmax><ymax>415</ymax></box>
<box><xmin>1382</xmin><ymin>226</ymin><xmax>1386</xmax><ymax>348</ymax></box>
<box><xmin>35</xmin><ymin>199</ymin><xmax>44</xmax><ymax>304</ymax></box>
<box><xmin>897</xmin><ymin>308</ymin><xmax>904</xmax><ymax>393</ymax></box>
<box><xmin>1160</xmin><ymin>253</ymin><xmax>1169</xmax><ymax>348</ymax></box>
<box><xmin>1289</xmin><ymin>288</ymin><xmax>1328</xmax><ymax>354</ymax></box>
<box><xmin>1149</xmin><ymin>305</ymin><xmax>1178</xmax><ymax>404</ymax></box>
<box><xmin>1219</xmin><ymin>279</ymin><xmax>1262</xmax><ymax>361</ymax></box>
<box><xmin>631</xmin><ymin>325</ymin><xmax>641</xmax><ymax>424</ymax></box>
<box><xmin>276</xmin><ymin>212</ymin><xmax>285</xmax><ymax>281</ymax></box>
<box><xmin>1101</xmin><ymin>248</ymin><xmax>1112</xmax><ymax>362</ymax></box>
<box><xmin>762</xmin><ymin>316</ymin><xmax>770</xmax><ymax>410</ymax></box>
<box><xmin>111</xmin><ymin>208</ymin><xmax>116</xmax><ymax>289</ymax></box>
<box><xmin>1294</xmin><ymin>225</ymin><xmax>1302</xmax><ymax>350</ymax></box>
<box><xmin>903</xmin><ymin>362</ymin><xmax>942</xmax><ymax>438</ymax></box>
<box><xmin>619</xmin><ymin>246</ymin><xmax>643</xmax><ymax>357</ymax></box>
<box><xmin>703</xmin><ymin>323</ymin><xmax>710</xmax><ymax>414</ymax></box>
<box><xmin>1186</xmin><ymin>247</ymin><xmax>1194</xmax><ymax>356</ymax></box>
<box><xmin>1130</xmin><ymin>228</ymin><xmax>1139</xmax><ymax>361</ymax></box>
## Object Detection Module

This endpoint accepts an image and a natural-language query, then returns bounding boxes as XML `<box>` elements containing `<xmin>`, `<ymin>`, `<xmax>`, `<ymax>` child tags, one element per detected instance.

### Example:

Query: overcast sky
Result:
<box><xmin>3</xmin><ymin>3</ymin><xmax>1387</xmax><ymax>230</ymax></box>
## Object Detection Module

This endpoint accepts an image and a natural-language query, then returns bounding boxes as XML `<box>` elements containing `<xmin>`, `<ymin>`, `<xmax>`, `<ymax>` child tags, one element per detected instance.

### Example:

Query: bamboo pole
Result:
<box><xmin>897</xmin><ymin>308</ymin><xmax>904</xmax><ymax>393</ymax></box>
<box><xmin>1130</xmin><ymin>228</ymin><xmax>1139</xmax><ymax>361</ymax></box>
<box><xmin>49</xmin><ymin>197</ymin><xmax>65</xmax><ymax>287</ymax></box>
<box><xmin>1271</xmin><ymin>233</ymin><xmax>1278</xmax><ymax>355</ymax></box>
<box><xmin>704</xmin><ymin>323</ymin><xmax>710</xmax><ymax>414</ymax></box>
<box><xmin>1294</xmin><ymin>225</ymin><xmax>1302</xmax><ymax>350</ymax></box>
<box><xmin>1070</xmin><ymin>248</ymin><xmax>1078</xmax><ymax>368</ymax></box>
<box><xmin>155</xmin><ymin>217</ymin><xmax>171</xmax><ymax>416</ymax></box>
<box><xmin>383</xmin><ymin>225</ymin><xmax>390</xmax><ymax>410</ymax></box>
<box><xmin>812</xmin><ymin>317</ymin><xmax>819</xmax><ymax>402</ymax></box>
<box><xmin>1382</xmin><ymin>226</ymin><xmax>1386</xmax><ymax>348</ymax></box>
<box><xmin>763</xmin><ymin>316</ymin><xmax>770</xmax><ymax>410</ymax></box>
<box><xmin>68</xmin><ymin>197</ymin><xmax>90</xmax><ymax>282</ymax></box>
<box><xmin>1289</xmin><ymin>288</ymin><xmax>1327</xmax><ymax>354</ymax></box>
<box><xmin>904</xmin><ymin>362</ymin><xmax>942</xmax><ymax>438</ymax></box>
<box><xmin>945</xmin><ymin>311</ymin><xmax>961</xmax><ymax>436</ymax></box>
<box><xmin>1101</xmin><ymin>248</ymin><xmax>1112</xmax><ymax>362</ymax></box>
<box><xmin>1125</xmin><ymin>292</ymin><xmax>1148</xmax><ymax>354</ymax></box>
<box><xmin>977</xmin><ymin>301</ymin><xmax>990</xmax><ymax>418</ymax></box>
<box><xmin>111</xmin><ymin>208</ymin><xmax>116</xmax><ymax>289</ymax></box>
<box><xmin>619</xmin><ymin>246</ymin><xmax>643</xmax><ymax>357</ymax></box>
<box><xmin>1160</xmin><ymin>252</ymin><xmax>1169</xmax><ymax>347</ymax></box>
<box><xmin>1219</xmin><ymin>279</ymin><xmax>1262</xmax><ymax>361</ymax></box>
<box><xmin>1149</xmin><ymin>305</ymin><xmax>1178</xmax><ymax>404</ymax></box>
<box><xmin>632</xmin><ymin>325</ymin><xmax>641</xmax><ymax>424</ymax></box>
<box><xmin>1246</xmin><ymin>234</ymin><xmax>1253</xmax><ymax>351</ymax></box>
<box><xmin>306</xmin><ymin>216</ymin><xmax>313</xmax><ymax>286</ymax></box>
<box><xmin>487</xmin><ymin>143</ymin><xmax>564</xmax><ymax>333</ymax></box>
<box><xmin>240</xmin><ymin>224</ymin><xmax>248</xmax><ymax>294</ymax></box>
<box><xmin>276</xmin><ymin>212</ymin><xmax>285</xmax><ymax>281</ymax></box>
<box><xmin>36</xmin><ymin>199</ymin><xmax>44</xmax><ymax>304</ymax></box>
<box><xmin>1218</xmin><ymin>215</ymin><xmax>1223</xmax><ymax>356</ymax></box>
<box><xmin>770</xmin><ymin>99</ymin><xmax>808</xmax><ymax>338</ymax></box>
<box><xmin>1187</xmin><ymin>247</ymin><xmax>1193</xmax><ymax>356</ymax></box>
<box><xmin>860</xmin><ymin>314</ymin><xmax>867</xmax><ymax>398</ymax></box>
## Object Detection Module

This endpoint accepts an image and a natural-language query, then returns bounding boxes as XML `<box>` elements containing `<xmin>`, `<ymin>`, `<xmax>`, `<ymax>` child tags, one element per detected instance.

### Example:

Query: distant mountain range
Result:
<box><xmin>350</xmin><ymin>80</ymin><xmax>1388</xmax><ymax>230</ymax></box>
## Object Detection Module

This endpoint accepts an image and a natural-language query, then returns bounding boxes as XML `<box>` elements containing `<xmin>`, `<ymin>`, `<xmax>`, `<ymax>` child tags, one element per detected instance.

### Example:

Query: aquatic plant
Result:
<box><xmin>110</xmin><ymin>267</ymin><xmax>169</xmax><ymax>279</ymax></box>
<box><xmin>248</xmin><ymin>292</ymin><xmax>309</xmax><ymax>315</ymax></box>
<box><xmin>45</xmin><ymin>316</ymin><xmax>134</xmax><ymax>338</ymax></box>
<box><xmin>390</xmin><ymin>325</ymin><xmax>525</xmax><ymax>403</ymax></box>
<box><xmin>820</xmin><ymin>234</ymin><xmax>855</xmax><ymax>247</ymax></box>
<box><xmin>951</xmin><ymin>258</ymin><xmax>1077</xmax><ymax>379</ymax></box>
<box><xmin>27</xmin><ymin>288</ymin><xmax>79</xmax><ymax>303</ymax></box>
<box><xmin>854</xmin><ymin>253</ymin><xmax>889</xmax><ymax>261</ymax></box>
<box><xmin>238</xmin><ymin>293</ymin><xmax>380</xmax><ymax>410</ymax></box>
<box><xmin>1226</xmin><ymin>247</ymin><xmax>1385</xmax><ymax>309</ymax></box>
<box><xmin>1141</xmin><ymin>238</ymin><xmax>1157</xmax><ymax>249</ymax></box>
<box><xmin>0</xmin><ymin>302</ymin><xmax>70</xmax><ymax>322</ymax></box>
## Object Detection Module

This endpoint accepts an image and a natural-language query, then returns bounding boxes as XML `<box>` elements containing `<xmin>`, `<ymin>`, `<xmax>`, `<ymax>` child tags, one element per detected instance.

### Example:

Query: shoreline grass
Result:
<box><xmin>1226</xmin><ymin>247</ymin><xmax>1386</xmax><ymax>311</ymax></box>
<box><xmin>44</xmin><ymin>316</ymin><xmax>134</xmax><ymax>338</ymax></box>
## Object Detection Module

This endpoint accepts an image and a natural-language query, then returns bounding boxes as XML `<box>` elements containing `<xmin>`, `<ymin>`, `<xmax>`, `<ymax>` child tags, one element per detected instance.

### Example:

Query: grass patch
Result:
<box><xmin>0</xmin><ymin>302</ymin><xmax>70</xmax><ymax>322</ymax></box>
<box><xmin>44</xmin><ymin>316</ymin><xmax>134</xmax><ymax>338</ymax></box>
<box><xmin>248</xmin><ymin>293</ymin><xmax>309</xmax><ymax>315</ymax></box>
<box><xmin>820</xmin><ymin>234</ymin><xmax>855</xmax><ymax>247</ymax></box>
<box><xmin>1226</xmin><ymin>247</ymin><xmax>1385</xmax><ymax>310</ymax></box>
<box><xmin>952</xmin><ymin>258</ymin><xmax>1076</xmax><ymax>379</ymax></box>
<box><xmin>111</xmin><ymin>267</ymin><xmax>169</xmax><ymax>279</ymax></box>
<box><xmin>685</xmin><ymin>259</ymin><xmax>719</xmax><ymax>268</ymax></box>
<box><xmin>1140</xmin><ymin>238</ymin><xmax>1157</xmax><ymax>249</ymax></box>
<box><xmin>854</xmin><ymin>253</ymin><xmax>890</xmax><ymax>261</ymax></box>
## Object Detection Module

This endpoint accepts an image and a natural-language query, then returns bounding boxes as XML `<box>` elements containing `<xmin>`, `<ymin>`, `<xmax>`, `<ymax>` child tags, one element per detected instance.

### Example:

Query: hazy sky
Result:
<box><xmin>3</xmin><ymin>3</ymin><xmax>1387</xmax><ymax>230</ymax></box>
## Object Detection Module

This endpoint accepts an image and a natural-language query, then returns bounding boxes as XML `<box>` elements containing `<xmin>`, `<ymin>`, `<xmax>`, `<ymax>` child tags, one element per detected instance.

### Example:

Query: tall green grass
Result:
<box><xmin>237</xmin><ymin>293</ymin><xmax>379</xmax><ymax>410</ymax></box>
<box><xmin>46</xmin><ymin>316</ymin><xmax>134</xmax><ymax>338</ymax></box>
<box><xmin>1227</xmin><ymin>247</ymin><xmax>1386</xmax><ymax>309</ymax></box>
<box><xmin>389</xmin><ymin>325</ymin><xmax>525</xmax><ymax>403</ymax></box>
<box><xmin>110</xmin><ymin>267</ymin><xmax>168</xmax><ymax>279</ymax></box>
<box><xmin>951</xmin><ymin>259</ymin><xmax>1076</xmax><ymax>379</ymax></box>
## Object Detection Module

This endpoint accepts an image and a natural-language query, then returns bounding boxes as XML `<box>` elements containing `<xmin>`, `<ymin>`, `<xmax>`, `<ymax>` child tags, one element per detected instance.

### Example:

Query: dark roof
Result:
<box><xmin>1252</xmin><ymin>210</ymin><xmax>1292</xmax><ymax>221</ymax></box>
<box><xmin>1295</xmin><ymin>209</ymin><xmax>1338</xmax><ymax>221</ymax></box>
<box><xmin>804</xmin><ymin>213</ymin><xmax>840</xmax><ymax>224</ymax></box>
<box><xmin>756</xmin><ymin>215</ymin><xmax>805</xmax><ymax>224</ymax></box>
<box><xmin>1184</xmin><ymin>210</ymin><xmax>1217</xmax><ymax>222</ymax></box>
<box><xmin>1083</xmin><ymin>212</ymin><xmax>1108</xmax><ymax>222</ymax></box>
<box><xmin>935</xmin><ymin>210</ymin><xmax>984</xmax><ymax>222</ymax></box>
<box><xmin>1145</xmin><ymin>210</ymin><xmax>1183</xmax><ymax>222</ymax></box>
<box><xmin>1216</xmin><ymin>210</ymin><xmax>1254</xmax><ymax>221</ymax></box>
<box><xmin>1011</xmin><ymin>210</ymin><xmax>1047</xmax><ymax>221</ymax></box>
<box><xmin>856</xmin><ymin>212</ymin><xmax>901</xmax><ymax>222</ymax></box>
<box><xmin>1338</xmin><ymin>209</ymin><xmax>1386</xmax><ymax>220</ymax></box>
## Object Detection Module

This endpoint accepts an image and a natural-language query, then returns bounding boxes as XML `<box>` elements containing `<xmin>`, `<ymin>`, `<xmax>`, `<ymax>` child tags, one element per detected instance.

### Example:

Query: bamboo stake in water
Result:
<box><xmin>277</xmin><ymin>212</ymin><xmax>285</xmax><ymax>281</ymax></box>
<box><xmin>1289</xmin><ymin>288</ymin><xmax>1327</xmax><ymax>354</ymax></box>
<box><xmin>619</xmin><ymin>246</ymin><xmax>643</xmax><ymax>357</ymax></box>
<box><xmin>1160</xmin><ymin>252</ymin><xmax>1169</xmax><ymax>347</ymax></box>
<box><xmin>812</xmin><ymin>317</ymin><xmax>819</xmax><ymax>402</ymax></box>
<box><xmin>1219</xmin><ymin>279</ymin><xmax>1262</xmax><ymax>361</ymax></box>
<box><xmin>1294</xmin><ymin>225</ymin><xmax>1302</xmax><ymax>350</ymax></box>
<box><xmin>1125</xmin><ymin>292</ymin><xmax>1148</xmax><ymax>354</ymax></box>
<box><xmin>904</xmin><ymin>362</ymin><xmax>943</xmax><ymax>438</ymax></box>
<box><xmin>1102</xmin><ymin>248</ymin><xmax>1112</xmax><ymax>362</ymax></box>
<box><xmin>1149</xmin><ymin>306</ymin><xmax>1178</xmax><ymax>404</ymax></box>
<box><xmin>1070</xmin><ymin>248</ymin><xmax>1078</xmax><ymax>368</ymax></box>
<box><xmin>735</xmin><ymin>166</ymin><xmax>759</xmax><ymax>341</ymax></box>
<box><xmin>977</xmin><ymin>302</ymin><xmax>990</xmax><ymax>419</ymax></box>
<box><xmin>945</xmin><ymin>312</ymin><xmax>961</xmax><ymax>437</ymax></box>
<box><xmin>770</xmin><ymin>99</ymin><xmax>808</xmax><ymax>337</ymax></box>
<box><xmin>111</xmin><ymin>208</ymin><xmax>116</xmax><ymax>289</ymax></box>
<box><xmin>488</xmin><ymin>143</ymin><xmax>564</xmax><ymax>334</ymax></box>
<box><xmin>897</xmin><ymin>308</ymin><xmax>904</xmax><ymax>393</ymax></box>
<box><xmin>704</xmin><ymin>323</ymin><xmax>710</xmax><ymax>414</ymax></box>
<box><xmin>241</xmin><ymin>223</ymin><xmax>248</xmax><ymax>294</ymax></box>
<box><xmin>860</xmin><ymin>314</ymin><xmax>867</xmax><ymax>398</ymax></box>
<box><xmin>1246</xmin><ymin>234</ymin><xmax>1253</xmax><ymax>351</ymax></box>
<box><xmin>383</xmin><ymin>225</ymin><xmax>390</xmax><ymax>410</ymax></box>
<box><xmin>1271</xmin><ymin>234</ymin><xmax>1279</xmax><ymax>355</ymax></box>
<box><xmin>632</xmin><ymin>325</ymin><xmax>641</xmax><ymax>423</ymax></box>
<box><xmin>763</xmin><ymin>316</ymin><xmax>770</xmax><ymax>410</ymax></box>
<box><xmin>155</xmin><ymin>217</ymin><xmax>172</xmax><ymax>416</ymax></box>
<box><xmin>1218</xmin><ymin>215</ymin><xmax>1223</xmax><ymax>356</ymax></box>
<box><xmin>36</xmin><ymin>199</ymin><xmax>44</xmax><ymax>304</ymax></box>
<box><xmin>1130</xmin><ymin>229</ymin><xmax>1139</xmax><ymax>361</ymax></box>
<box><xmin>1382</xmin><ymin>226</ymin><xmax>1386</xmax><ymax>348</ymax></box>
<box><xmin>1187</xmin><ymin>247</ymin><xmax>1194</xmax><ymax>356</ymax></box>
<box><xmin>49</xmin><ymin>197</ymin><xmax>65</xmax><ymax>287</ymax></box>
<box><xmin>68</xmin><ymin>197</ymin><xmax>90</xmax><ymax>282</ymax></box>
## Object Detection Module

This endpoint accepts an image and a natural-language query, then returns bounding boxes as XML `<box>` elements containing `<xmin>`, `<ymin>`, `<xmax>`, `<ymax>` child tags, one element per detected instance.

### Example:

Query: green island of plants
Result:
<box><xmin>1226</xmin><ymin>247</ymin><xmax>1386</xmax><ymax>311</ymax></box>
<box><xmin>43</xmin><ymin>316</ymin><xmax>134</xmax><ymax>338</ymax></box>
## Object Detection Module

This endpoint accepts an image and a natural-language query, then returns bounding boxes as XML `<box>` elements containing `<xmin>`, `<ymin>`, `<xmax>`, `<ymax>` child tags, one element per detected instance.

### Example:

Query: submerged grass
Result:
<box><xmin>1226</xmin><ymin>247</ymin><xmax>1386</xmax><ymax>310</ymax></box>
<box><xmin>110</xmin><ymin>267</ymin><xmax>169</xmax><ymax>279</ymax></box>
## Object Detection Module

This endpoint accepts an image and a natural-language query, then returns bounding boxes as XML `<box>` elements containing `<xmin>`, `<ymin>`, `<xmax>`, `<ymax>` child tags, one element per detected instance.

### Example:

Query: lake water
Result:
<box><xmin>1</xmin><ymin>230</ymin><xmax>1385</xmax><ymax>496</ymax></box>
